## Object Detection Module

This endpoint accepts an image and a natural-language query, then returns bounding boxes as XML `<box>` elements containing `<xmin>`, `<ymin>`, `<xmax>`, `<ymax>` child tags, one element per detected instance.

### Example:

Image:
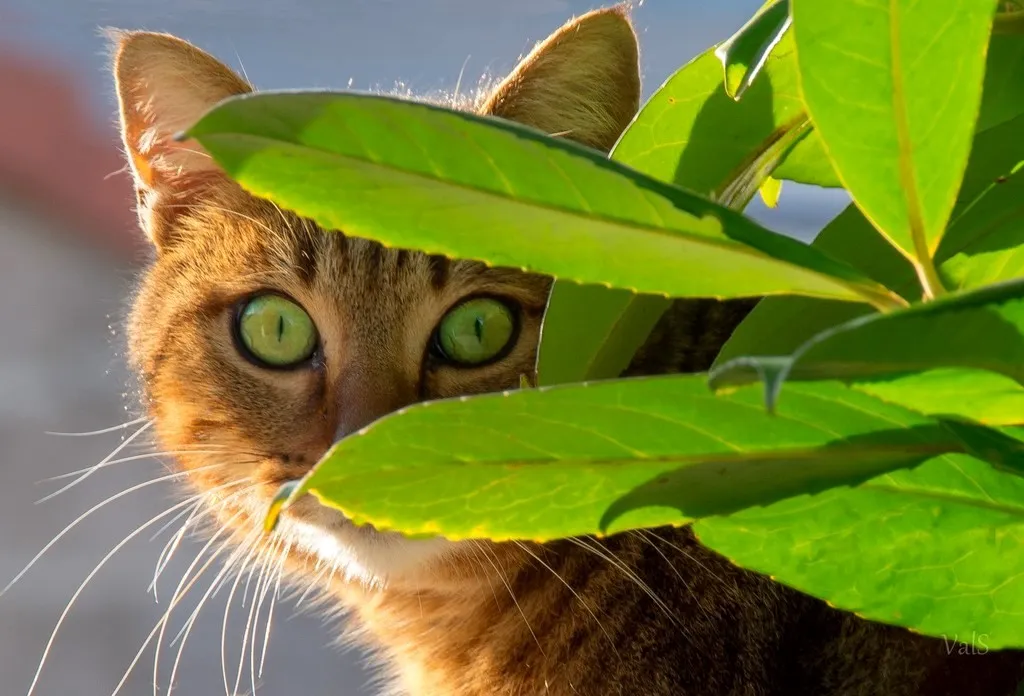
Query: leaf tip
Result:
<box><xmin>263</xmin><ymin>479</ymin><xmax>303</xmax><ymax>534</ymax></box>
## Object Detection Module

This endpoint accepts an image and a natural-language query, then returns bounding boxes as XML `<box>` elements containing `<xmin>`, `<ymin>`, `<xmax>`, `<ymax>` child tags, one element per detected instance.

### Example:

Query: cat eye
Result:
<box><xmin>433</xmin><ymin>297</ymin><xmax>517</xmax><ymax>366</ymax></box>
<box><xmin>235</xmin><ymin>294</ymin><xmax>318</xmax><ymax>368</ymax></box>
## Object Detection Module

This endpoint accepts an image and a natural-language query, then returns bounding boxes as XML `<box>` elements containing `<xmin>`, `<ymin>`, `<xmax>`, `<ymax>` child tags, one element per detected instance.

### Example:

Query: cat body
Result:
<box><xmin>109</xmin><ymin>6</ymin><xmax>1024</xmax><ymax>695</ymax></box>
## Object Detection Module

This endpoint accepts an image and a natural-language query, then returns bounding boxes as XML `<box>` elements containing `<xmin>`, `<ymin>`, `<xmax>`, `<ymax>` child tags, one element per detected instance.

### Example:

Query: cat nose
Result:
<box><xmin>332</xmin><ymin>364</ymin><xmax>417</xmax><ymax>442</ymax></box>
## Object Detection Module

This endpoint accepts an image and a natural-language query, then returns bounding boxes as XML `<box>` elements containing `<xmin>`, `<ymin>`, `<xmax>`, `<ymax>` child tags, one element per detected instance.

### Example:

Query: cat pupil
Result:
<box><xmin>277</xmin><ymin>314</ymin><xmax>285</xmax><ymax>342</ymax></box>
<box><xmin>473</xmin><ymin>315</ymin><xmax>484</xmax><ymax>342</ymax></box>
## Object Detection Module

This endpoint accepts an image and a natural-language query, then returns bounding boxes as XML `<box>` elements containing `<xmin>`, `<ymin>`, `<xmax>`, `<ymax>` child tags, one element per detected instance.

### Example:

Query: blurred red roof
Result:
<box><xmin>0</xmin><ymin>45</ymin><xmax>141</xmax><ymax>257</ymax></box>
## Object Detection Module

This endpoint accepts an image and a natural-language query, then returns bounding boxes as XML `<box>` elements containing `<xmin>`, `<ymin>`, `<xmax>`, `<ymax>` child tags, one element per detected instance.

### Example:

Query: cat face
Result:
<box><xmin>114</xmin><ymin>7</ymin><xmax>640</xmax><ymax>588</ymax></box>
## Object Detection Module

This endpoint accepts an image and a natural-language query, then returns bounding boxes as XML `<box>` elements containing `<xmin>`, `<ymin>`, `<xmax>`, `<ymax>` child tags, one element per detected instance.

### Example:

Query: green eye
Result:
<box><xmin>435</xmin><ymin>297</ymin><xmax>516</xmax><ymax>366</ymax></box>
<box><xmin>237</xmin><ymin>294</ymin><xmax>318</xmax><ymax>367</ymax></box>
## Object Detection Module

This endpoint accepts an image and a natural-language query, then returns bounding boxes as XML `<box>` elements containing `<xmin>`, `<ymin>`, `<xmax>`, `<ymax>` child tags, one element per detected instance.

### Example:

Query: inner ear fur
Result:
<box><xmin>109</xmin><ymin>29</ymin><xmax>252</xmax><ymax>250</ymax></box>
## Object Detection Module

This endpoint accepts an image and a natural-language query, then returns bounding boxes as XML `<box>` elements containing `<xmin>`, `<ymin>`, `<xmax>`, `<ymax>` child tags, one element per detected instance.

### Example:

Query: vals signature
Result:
<box><xmin>943</xmin><ymin>633</ymin><xmax>991</xmax><ymax>655</ymax></box>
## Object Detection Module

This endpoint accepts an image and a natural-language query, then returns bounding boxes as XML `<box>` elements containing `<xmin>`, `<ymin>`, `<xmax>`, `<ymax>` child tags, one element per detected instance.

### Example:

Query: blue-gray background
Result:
<box><xmin>0</xmin><ymin>1</ymin><xmax>848</xmax><ymax>695</ymax></box>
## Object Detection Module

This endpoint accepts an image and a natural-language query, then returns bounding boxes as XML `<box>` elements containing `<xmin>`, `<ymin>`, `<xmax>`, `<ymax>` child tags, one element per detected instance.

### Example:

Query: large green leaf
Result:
<box><xmin>695</xmin><ymin>449</ymin><xmax>1024</xmax><ymax>648</ymax></box>
<box><xmin>715</xmin><ymin>0</ymin><xmax>791</xmax><ymax>100</ymax></box>
<box><xmin>263</xmin><ymin>375</ymin><xmax>968</xmax><ymax>542</ymax></box>
<box><xmin>710</xmin><ymin>278</ymin><xmax>1024</xmax><ymax>413</ymax></box>
<box><xmin>188</xmin><ymin>92</ymin><xmax>900</xmax><ymax>308</ymax></box>
<box><xmin>790</xmin><ymin>0</ymin><xmax>998</xmax><ymax>278</ymax></box>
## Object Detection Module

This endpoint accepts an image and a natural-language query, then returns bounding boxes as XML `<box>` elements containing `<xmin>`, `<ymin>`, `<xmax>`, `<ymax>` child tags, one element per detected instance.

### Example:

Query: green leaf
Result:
<box><xmin>538</xmin><ymin>31</ymin><xmax>810</xmax><ymax>386</ymax></box>
<box><xmin>613</xmin><ymin>33</ymin><xmax>839</xmax><ymax>195</ymax></box>
<box><xmin>616</xmin><ymin>28</ymin><xmax>1024</xmax><ymax>194</ymax></box>
<box><xmin>975</xmin><ymin>34</ymin><xmax>1024</xmax><ymax>132</ymax></box>
<box><xmin>535</xmin><ymin>24</ymin><xmax>811</xmax><ymax>386</ymax></box>
<box><xmin>938</xmin><ymin>162</ymin><xmax>1024</xmax><ymax>291</ymax></box>
<box><xmin>759</xmin><ymin>176</ymin><xmax>783</xmax><ymax>208</ymax></box>
<box><xmin>854</xmin><ymin>369</ymin><xmax>1024</xmax><ymax>426</ymax></box>
<box><xmin>715</xmin><ymin>205</ymin><xmax>913</xmax><ymax>366</ymax></box>
<box><xmin>264</xmin><ymin>375</ymin><xmax>966</xmax><ymax>541</ymax></box>
<box><xmin>536</xmin><ymin>285</ymin><xmax>671</xmax><ymax>385</ymax></box>
<box><xmin>694</xmin><ymin>448</ymin><xmax>1024</xmax><ymax>649</ymax></box>
<box><xmin>790</xmin><ymin>0</ymin><xmax>999</xmax><ymax>280</ymax></box>
<box><xmin>710</xmin><ymin>278</ymin><xmax>1024</xmax><ymax>415</ymax></box>
<box><xmin>715</xmin><ymin>111</ymin><xmax>1024</xmax><ymax>370</ymax></box>
<box><xmin>188</xmin><ymin>92</ymin><xmax>900</xmax><ymax>308</ymax></box>
<box><xmin>715</xmin><ymin>0</ymin><xmax>792</xmax><ymax>100</ymax></box>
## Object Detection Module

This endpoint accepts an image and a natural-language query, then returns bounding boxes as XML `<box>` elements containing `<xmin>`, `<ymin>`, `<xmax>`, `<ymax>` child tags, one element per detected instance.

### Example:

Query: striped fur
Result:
<box><xmin>111</xmin><ymin>6</ymin><xmax>1024</xmax><ymax>695</ymax></box>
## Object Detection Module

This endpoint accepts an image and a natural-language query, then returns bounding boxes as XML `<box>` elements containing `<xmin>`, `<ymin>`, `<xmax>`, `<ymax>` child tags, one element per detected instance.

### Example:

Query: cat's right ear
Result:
<box><xmin>109</xmin><ymin>30</ymin><xmax>252</xmax><ymax>251</ymax></box>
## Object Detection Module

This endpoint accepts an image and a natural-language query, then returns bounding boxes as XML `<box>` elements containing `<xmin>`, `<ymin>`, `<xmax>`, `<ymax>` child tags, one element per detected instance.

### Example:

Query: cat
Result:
<box><xmin>109</xmin><ymin>5</ymin><xmax>1024</xmax><ymax>695</ymax></box>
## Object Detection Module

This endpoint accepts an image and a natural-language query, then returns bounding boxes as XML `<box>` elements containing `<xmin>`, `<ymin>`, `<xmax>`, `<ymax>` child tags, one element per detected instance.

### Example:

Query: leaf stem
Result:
<box><xmin>914</xmin><ymin>254</ymin><xmax>946</xmax><ymax>301</ymax></box>
<box><xmin>862</xmin><ymin>288</ymin><xmax>909</xmax><ymax>313</ymax></box>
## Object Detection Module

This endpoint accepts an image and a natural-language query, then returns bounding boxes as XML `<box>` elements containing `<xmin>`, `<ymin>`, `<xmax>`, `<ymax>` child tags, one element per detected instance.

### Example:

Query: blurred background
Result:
<box><xmin>0</xmin><ymin>1</ymin><xmax>850</xmax><ymax>694</ymax></box>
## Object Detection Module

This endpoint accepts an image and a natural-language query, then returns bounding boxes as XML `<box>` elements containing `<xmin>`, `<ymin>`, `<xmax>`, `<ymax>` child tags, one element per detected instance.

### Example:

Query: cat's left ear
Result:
<box><xmin>480</xmin><ymin>5</ymin><xmax>641</xmax><ymax>153</ymax></box>
<box><xmin>109</xmin><ymin>29</ymin><xmax>252</xmax><ymax>251</ymax></box>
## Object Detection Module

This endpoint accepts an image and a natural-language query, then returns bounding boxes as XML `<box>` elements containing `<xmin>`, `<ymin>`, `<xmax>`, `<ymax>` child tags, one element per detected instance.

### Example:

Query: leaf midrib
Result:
<box><xmin>203</xmin><ymin>130</ymin><xmax>889</xmax><ymax>303</ymax></box>
<box><xmin>312</xmin><ymin>441</ymin><xmax>956</xmax><ymax>483</ymax></box>
<box><xmin>890</xmin><ymin>0</ymin><xmax>935</xmax><ymax>265</ymax></box>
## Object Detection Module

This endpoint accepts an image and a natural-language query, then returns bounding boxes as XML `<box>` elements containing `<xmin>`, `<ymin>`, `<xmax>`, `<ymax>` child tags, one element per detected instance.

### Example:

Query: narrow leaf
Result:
<box><xmin>715</xmin><ymin>0</ymin><xmax>792</xmax><ymax>100</ymax></box>
<box><xmin>188</xmin><ymin>92</ymin><xmax>899</xmax><ymax>308</ymax></box>
<box><xmin>536</xmin><ymin>285</ymin><xmax>671</xmax><ymax>384</ymax></box>
<box><xmin>710</xmin><ymin>278</ymin><xmax>1024</xmax><ymax>412</ymax></box>
<box><xmin>790</xmin><ymin>0</ymin><xmax>999</xmax><ymax>280</ymax></box>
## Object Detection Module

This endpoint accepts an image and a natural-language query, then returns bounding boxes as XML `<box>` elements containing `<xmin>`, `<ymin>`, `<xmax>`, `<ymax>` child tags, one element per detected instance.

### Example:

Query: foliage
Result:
<box><xmin>191</xmin><ymin>1</ymin><xmax>1024</xmax><ymax>650</ymax></box>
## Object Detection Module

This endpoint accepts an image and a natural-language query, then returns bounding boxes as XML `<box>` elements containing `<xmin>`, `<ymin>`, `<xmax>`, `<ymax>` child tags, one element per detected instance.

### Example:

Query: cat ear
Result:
<box><xmin>480</xmin><ymin>5</ymin><xmax>641</xmax><ymax>153</ymax></box>
<box><xmin>109</xmin><ymin>30</ymin><xmax>252</xmax><ymax>250</ymax></box>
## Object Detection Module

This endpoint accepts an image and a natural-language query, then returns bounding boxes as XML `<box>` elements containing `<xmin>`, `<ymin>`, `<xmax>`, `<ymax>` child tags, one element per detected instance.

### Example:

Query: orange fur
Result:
<box><xmin>110</xmin><ymin>6</ymin><xmax>1024</xmax><ymax>695</ymax></box>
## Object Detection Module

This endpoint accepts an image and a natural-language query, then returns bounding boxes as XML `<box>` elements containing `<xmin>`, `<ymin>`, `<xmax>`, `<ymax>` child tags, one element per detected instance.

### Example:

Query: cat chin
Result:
<box><xmin>247</xmin><ymin>494</ymin><xmax>452</xmax><ymax>589</ymax></box>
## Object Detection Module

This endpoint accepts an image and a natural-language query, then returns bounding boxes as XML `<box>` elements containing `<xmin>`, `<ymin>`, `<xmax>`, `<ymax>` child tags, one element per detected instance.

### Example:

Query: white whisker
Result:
<box><xmin>166</xmin><ymin>529</ymin><xmax>261</xmax><ymax>696</ymax></box>
<box><xmin>240</xmin><ymin>536</ymin><xmax>283</xmax><ymax>696</ymax></box>
<box><xmin>105</xmin><ymin>484</ymin><xmax>246</xmax><ymax>696</ymax></box>
<box><xmin>292</xmin><ymin>562</ymin><xmax>331</xmax><ymax>610</ymax></box>
<box><xmin>150</xmin><ymin>500</ymin><xmax>207</xmax><ymax>600</ymax></box>
<box><xmin>36</xmin><ymin>421</ymin><xmax>153</xmax><ymax>503</ymax></box>
<box><xmin>221</xmin><ymin>536</ymin><xmax>266</xmax><ymax>696</ymax></box>
<box><xmin>474</xmin><ymin>541</ymin><xmax>545</xmax><ymax>658</ymax></box>
<box><xmin>151</xmin><ymin>497</ymin><xmax>251</xmax><ymax>696</ymax></box>
<box><xmin>44</xmin><ymin>417</ymin><xmax>148</xmax><ymax>437</ymax></box>
<box><xmin>41</xmin><ymin>449</ymin><xmax>229</xmax><ymax>484</ymax></box>
<box><xmin>512</xmin><ymin>540</ymin><xmax>618</xmax><ymax>657</ymax></box>
<box><xmin>568</xmin><ymin>536</ymin><xmax>680</xmax><ymax>628</ymax></box>
<box><xmin>258</xmin><ymin>540</ymin><xmax>291</xmax><ymax>679</ymax></box>
<box><xmin>26</xmin><ymin>494</ymin><xmax>208</xmax><ymax>696</ymax></box>
<box><xmin>3</xmin><ymin>462</ymin><xmax>230</xmax><ymax>598</ymax></box>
